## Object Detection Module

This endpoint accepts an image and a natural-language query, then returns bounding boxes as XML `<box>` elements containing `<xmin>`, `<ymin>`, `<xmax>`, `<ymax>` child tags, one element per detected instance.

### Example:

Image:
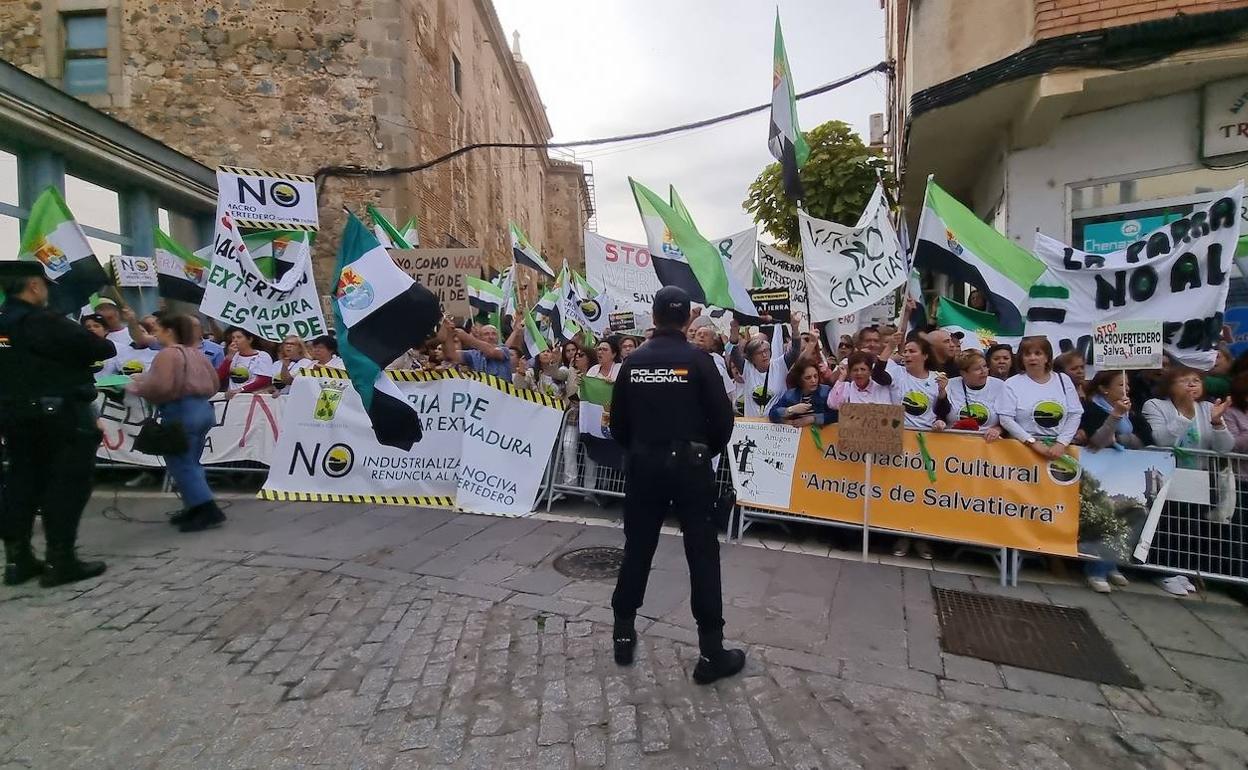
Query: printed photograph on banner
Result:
<box><xmin>728</xmin><ymin>420</ymin><xmax>800</xmax><ymax>509</ymax></box>
<box><xmin>1028</xmin><ymin>183</ymin><xmax>1243</xmax><ymax>370</ymax></box>
<box><xmin>737</xmin><ymin>426</ymin><xmax>1082</xmax><ymax>555</ymax></box>
<box><xmin>1077</xmin><ymin>448</ymin><xmax>1175</xmax><ymax>563</ymax></box>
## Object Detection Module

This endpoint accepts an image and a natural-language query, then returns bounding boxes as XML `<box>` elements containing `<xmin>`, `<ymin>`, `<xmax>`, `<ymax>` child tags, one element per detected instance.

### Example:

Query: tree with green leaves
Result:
<box><xmin>743</xmin><ymin>120</ymin><xmax>889</xmax><ymax>255</ymax></box>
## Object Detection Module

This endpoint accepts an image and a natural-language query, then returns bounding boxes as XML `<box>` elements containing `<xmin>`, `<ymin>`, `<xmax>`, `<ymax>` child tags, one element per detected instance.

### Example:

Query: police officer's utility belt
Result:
<box><xmin>634</xmin><ymin>439</ymin><xmax>712</xmax><ymax>468</ymax></box>
<box><xmin>1</xmin><ymin>386</ymin><xmax>97</xmax><ymax>417</ymax></box>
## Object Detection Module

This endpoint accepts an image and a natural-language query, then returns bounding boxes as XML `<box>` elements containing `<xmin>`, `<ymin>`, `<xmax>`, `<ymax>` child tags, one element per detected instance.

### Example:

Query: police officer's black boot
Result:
<box><xmin>692</xmin><ymin>629</ymin><xmax>745</xmax><ymax>685</ymax></box>
<box><xmin>613</xmin><ymin>614</ymin><xmax>637</xmax><ymax>666</ymax></box>
<box><xmin>3</xmin><ymin>540</ymin><xmax>44</xmax><ymax>586</ymax></box>
<box><xmin>39</xmin><ymin>543</ymin><xmax>106</xmax><ymax>588</ymax></box>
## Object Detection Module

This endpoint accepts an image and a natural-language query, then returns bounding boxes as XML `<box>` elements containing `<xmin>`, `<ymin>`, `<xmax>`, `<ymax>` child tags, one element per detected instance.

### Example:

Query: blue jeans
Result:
<box><xmin>159</xmin><ymin>396</ymin><xmax>215</xmax><ymax>508</ymax></box>
<box><xmin>1084</xmin><ymin>560</ymin><xmax>1114</xmax><ymax>579</ymax></box>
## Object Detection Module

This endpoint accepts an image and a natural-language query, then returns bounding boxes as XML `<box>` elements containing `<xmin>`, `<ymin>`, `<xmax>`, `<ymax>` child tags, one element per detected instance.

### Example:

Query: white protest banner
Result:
<box><xmin>1092</xmin><ymin>320</ymin><xmax>1163</xmax><ymax>370</ymax></box>
<box><xmin>201</xmin><ymin>213</ymin><xmax>328</xmax><ymax>341</ymax></box>
<box><xmin>216</xmin><ymin>166</ymin><xmax>319</xmax><ymax>231</ymax></box>
<box><xmin>389</xmin><ymin>248</ymin><xmax>481</xmax><ymax>319</ymax></box>
<box><xmin>728</xmin><ymin>420</ymin><xmax>801</xmax><ymax>510</ymax></box>
<box><xmin>1028</xmin><ymin>183</ymin><xmax>1243</xmax><ymax>370</ymax></box>
<box><xmin>584</xmin><ymin>228</ymin><xmax>757</xmax><ymax>325</ymax></box>
<box><xmin>97</xmin><ymin>392</ymin><xmax>281</xmax><ymax>467</ymax></box>
<box><xmin>112</xmin><ymin>255</ymin><xmax>158</xmax><ymax>287</ymax></box>
<box><xmin>262</xmin><ymin>371</ymin><xmax>563</xmax><ymax>516</ymax></box>
<box><xmin>801</xmin><ymin>184</ymin><xmax>906</xmax><ymax>322</ymax></box>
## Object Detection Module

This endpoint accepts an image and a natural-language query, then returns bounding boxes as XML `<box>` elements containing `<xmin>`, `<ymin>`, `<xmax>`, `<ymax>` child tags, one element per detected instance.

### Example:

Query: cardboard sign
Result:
<box><xmin>112</xmin><ymin>255</ymin><xmax>157</xmax><ymax>287</ymax></box>
<box><xmin>216</xmin><ymin>166</ymin><xmax>319</xmax><ymax>231</ymax></box>
<box><xmin>1093</xmin><ymin>320</ymin><xmax>1163</xmax><ymax>370</ymax></box>
<box><xmin>608</xmin><ymin>310</ymin><xmax>636</xmax><ymax>333</ymax></box>
<box><xmin>836</xmin><ymin>403</ymin><xmax>904</xmax><ymax>456</ymax></box>
<box><xmin>389</xmin><ymin>248</ymin><xmax>481</xmax><ymax>320</ymax></box>
<box><xmin>748</xmin><ymin>287</ymin><xmax>791</xmax><ymax>321</ymax></box>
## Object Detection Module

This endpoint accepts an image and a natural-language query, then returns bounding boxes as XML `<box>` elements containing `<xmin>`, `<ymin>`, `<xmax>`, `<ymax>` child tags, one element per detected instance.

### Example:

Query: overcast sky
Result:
<box><xmin>493</xmin><ymin>0</ymin><xmax>887</xmax><ymax>245</ymax></box>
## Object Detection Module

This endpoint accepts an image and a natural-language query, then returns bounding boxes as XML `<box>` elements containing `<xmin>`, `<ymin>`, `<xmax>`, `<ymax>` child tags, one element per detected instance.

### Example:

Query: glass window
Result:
<box><xmin>158</xmin><ymin>207</ymin><xmax>170</xmax><ymax>233</ymax></box>
<box><xmin>64</xmin><ymin>175</ymin><xmax>120</xmax><ymax>234</ymax></box>
<box><xmin>1071</xmin><ymin>167</ymin><xmax>1248</xmax><ymax>256</ymax></box>
<box><xmin>0</xmin><ymin>214</ymin><xmax>21</xmax><ymax>259</ymax></box>
<box><xmin>63</xmin><ymin>13</ymin><xmax>109</xmax><ymax>96</ymax></box>
<box><xmin>0</xmin><ymin>149</ymin><xmax>17</xmax><ymax>207</ymax></box>
<box><xmin>87</xmin><ymin>235</ymin><xmax>123</xmax><ymax>263</ymax></box>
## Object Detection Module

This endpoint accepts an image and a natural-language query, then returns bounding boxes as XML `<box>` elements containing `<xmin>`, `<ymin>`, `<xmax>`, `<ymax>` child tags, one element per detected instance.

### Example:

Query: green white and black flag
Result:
<box><xmin>333</xmin><ymin>213</ymin><xmax>440</xmax><ymax>451</ymax></box>
<box><xmin>18</xmin><ymin>186</ymin><xmax>109</xmax><ymax>314</ymax></box>
<box><xmin>154</xmin><ymin>228</ymin><xmax>209</xmax><ymax>304</ymax></box>
<box><xmin>767</xmin><ymin>12</ymin><xmax>810</xmax><ymax>202</ymax></box>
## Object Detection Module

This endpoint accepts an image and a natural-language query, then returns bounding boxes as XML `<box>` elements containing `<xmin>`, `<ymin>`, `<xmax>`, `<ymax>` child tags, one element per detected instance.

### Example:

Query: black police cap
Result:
<box><xmin>0</xmin><ymin>261</ymin><xmax>45</xmax><ymax>279</ymax></box>
<box><xmin>652</xmin><ymin>286</ymin><xmax>691</xmax><ymax>327</ymax></box>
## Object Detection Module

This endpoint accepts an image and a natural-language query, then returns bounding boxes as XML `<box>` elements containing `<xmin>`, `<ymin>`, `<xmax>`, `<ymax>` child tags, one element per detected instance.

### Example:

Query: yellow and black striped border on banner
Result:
<box><xmin>235</xmin><ymin>219</ymin><xmax>318</xmax><ymax>232</ymax></box>
<box><xmin>304</xmin><ymin>367</ymin><xmax>565</xmax><ymax>411</ymax></box>
<box><xmin>218</xmin><ymin>165</ymin><xmax>319</xmax><ymax>232</ymax></box>
<box><xmin>259</xmin><ymin>489</ymin><xmax>455</xmax><ymax>508</ymax></box>
<box><xmin>217</xmin><ymin>165</ymin><xmax>316</xmax><ymax>183</ymax></box>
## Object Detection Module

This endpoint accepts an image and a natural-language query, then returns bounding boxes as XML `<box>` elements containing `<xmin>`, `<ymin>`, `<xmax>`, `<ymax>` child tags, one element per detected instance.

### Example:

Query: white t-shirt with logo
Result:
<box><xmin>225</xmin><ymin>351</ymin><xmax>274</xmax><ymax>392</ymax></box>
<box><xmin>100</xmin><ymin>345</ymin><xmax>159</xmax><ymax>377</ymax></box>
<box><xmin>946</xmin><ymin>376</ymin><xmax>1004</xmax><ymax>431</ymax></box>
<box><xmin>998</xmin><ymin>372</ymin><xmax>1084</xmax><ymax>444</ymax></box>
<box><xmin>887</xmin><ymin>360</ymin><xmax>941</xmax><ymax>430</ymax></box>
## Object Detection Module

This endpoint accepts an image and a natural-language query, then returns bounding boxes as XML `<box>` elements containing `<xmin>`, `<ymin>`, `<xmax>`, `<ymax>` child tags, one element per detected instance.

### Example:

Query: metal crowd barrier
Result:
<box><xmin>542</xmin><ymin>407</ymin><xmax>737</xmax><ymax>516</ymax></box>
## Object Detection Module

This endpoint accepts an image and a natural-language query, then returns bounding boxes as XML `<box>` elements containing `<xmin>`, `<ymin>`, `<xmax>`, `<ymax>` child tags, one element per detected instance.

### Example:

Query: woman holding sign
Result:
<box><xmin>998</xmin><ymin>337</ymin><xmax>1083</xmax><ymax>460</ymax></box>
<box><xmin>741</xmin><ymin>313</ymin><xmax>803</xmax><ymax>418</ymax></box>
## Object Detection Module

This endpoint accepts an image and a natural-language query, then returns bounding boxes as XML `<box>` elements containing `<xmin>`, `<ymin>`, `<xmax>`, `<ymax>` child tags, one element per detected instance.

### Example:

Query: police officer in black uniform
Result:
<box><xmin>0</xmin><ymin>262</ymin><xmax>113</xmax><ymax>587</ymax></box>
<box><xmin>608</xmin><ymin>286</ymin><xmax>744</xmax><ymax>685</ymax></box>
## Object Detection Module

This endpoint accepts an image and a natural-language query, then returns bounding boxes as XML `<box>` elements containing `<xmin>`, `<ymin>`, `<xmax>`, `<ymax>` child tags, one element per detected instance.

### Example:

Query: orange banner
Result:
<box><xmin>733</xmin><ymin>420</ymin><xmax>1079</xmax><ymax>556</ymax></box>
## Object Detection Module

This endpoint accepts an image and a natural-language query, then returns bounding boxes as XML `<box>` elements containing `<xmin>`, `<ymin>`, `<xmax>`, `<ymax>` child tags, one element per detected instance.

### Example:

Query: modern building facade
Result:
<box><xmin>886</xmin><ymin>0</ymin><xmax>1248</xmax><ymax>257</ymax></box>
<box><xmin>0</xmin><ymin>0</ymin><xmax>590</xmax><ymax>300</ymax></box>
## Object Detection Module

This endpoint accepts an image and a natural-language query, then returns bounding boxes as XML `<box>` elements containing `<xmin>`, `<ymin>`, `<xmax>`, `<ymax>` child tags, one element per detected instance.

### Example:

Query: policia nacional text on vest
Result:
<box><xmin>607</xmin><ymin>286</ymin><xmax>746</xmax><ymax>685</ymax></box>
<box><xmin>0</xmin><ymin>261</ymin><xmax>113</xmax><ymax>587</ymax></box>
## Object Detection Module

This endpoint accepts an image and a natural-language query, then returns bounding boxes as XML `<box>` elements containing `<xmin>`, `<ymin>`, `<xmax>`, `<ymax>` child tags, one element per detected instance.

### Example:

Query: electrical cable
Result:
<box><xmin>315</xmin><ymin>60</ymin><xmax>890</xmax><ymax>182</ymax></box>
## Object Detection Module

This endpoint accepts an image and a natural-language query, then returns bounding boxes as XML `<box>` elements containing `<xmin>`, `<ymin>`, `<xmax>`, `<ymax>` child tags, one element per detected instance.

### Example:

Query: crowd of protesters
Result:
<box><xmin>86</xmin><ymin>295</ymin><xmax>1247</xmax><ymax>595</ymax></box>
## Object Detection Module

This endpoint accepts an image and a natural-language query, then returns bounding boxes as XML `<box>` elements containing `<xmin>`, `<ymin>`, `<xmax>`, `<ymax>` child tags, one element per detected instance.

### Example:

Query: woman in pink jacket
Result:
<box><xmin>127</xmin><ymin>314</ymin><xmax>225</xmax><ymax>532</ymax></box>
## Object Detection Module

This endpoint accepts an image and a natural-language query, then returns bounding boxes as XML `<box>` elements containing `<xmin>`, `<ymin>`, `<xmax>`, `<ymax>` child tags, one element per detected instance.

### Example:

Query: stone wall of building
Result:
<box><xmin>0</xmin><ymin>0</ymin><xmax>585</xmax><ymax>300</ymax></box>
<box><xmin>1035</xmin><ymin>0</ymin><xmax>1248</xmax><ymax>38</ymax></box>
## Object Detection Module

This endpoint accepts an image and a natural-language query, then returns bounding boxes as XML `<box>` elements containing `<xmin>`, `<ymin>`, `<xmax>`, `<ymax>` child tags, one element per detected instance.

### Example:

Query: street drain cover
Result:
<box><xmin>552</xmin><ymin>547</ymin><xmax>625</xmax><ymax>580</ymax></box>
<box><xmin>933</xmin><ymin>588</ymin><xmax>1140</xmax><ymax>688</ymax></box>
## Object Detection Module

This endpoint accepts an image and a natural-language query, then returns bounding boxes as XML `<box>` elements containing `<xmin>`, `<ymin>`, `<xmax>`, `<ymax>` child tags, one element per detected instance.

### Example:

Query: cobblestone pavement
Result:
<box><xmin>0</xmin><ymin>496</ymin><xmax>1245</xmax><ymax>768</ymax></box>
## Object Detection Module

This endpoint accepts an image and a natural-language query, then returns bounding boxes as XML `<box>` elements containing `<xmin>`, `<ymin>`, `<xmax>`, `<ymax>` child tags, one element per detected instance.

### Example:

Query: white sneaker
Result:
<box><xmin>1157</xmin><ymin>576</ymin><xmax>1189</xmax><ymax>596</ymax></box>
<box><xmin>124</xmin><ymin>472</ymin><xmax>157</xmax><ymax>488</ymax></box>
<box><xmin>915</xmin><ymin>540</ymin><xmax>934</xmax><ymax>560</ymax></box>
<box><xmin>1087</xmin><ymin>576</ymin><xmax>1112</xmax><ymax>594</ymax></box>
<box><xmin>892</xmin><ymin>537</ymin><xmax>912</xmax><ymax>558</ymax></box>
<box><xmin>1178</xmin><ymin>575</ymin><xmax>1196</xmax><ymax>592</ymax></box>
<box><xmin>1107</xmin><ymin>571</ymin><xmax>1129</xmax><ymax>587</ymax></box>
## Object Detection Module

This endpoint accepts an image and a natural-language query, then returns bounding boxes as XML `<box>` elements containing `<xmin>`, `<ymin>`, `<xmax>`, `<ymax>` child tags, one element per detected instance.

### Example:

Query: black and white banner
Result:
<box><xmin>800</xmin><ymin>184</ymin><xmax>905</xmax><ymax>322</ymax></box>
<box><xmin>1027</xmin><ymin>183</ymin><xmax>1243</xmax><ymax>370</ymax></box>
<box><xmin>262</xmin><ymin>373</ymin><xmax>563</xmax><ymax>516</ymax></box>
<box><xmin>758</xmin><ymin>244</ymin><xmax>807</xmax><ymax>320</ymax></box>
<box><xmin>97</xmin><ymin>392</ymin><xmax>281</xmax><ymax>467</ymax></box>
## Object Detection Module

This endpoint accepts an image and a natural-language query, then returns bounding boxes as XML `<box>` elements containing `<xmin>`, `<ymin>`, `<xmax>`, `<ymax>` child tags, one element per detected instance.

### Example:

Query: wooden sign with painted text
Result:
<box><xmin>389</xmin><ymin>249</ymin><xmax>482</xmax><ymax>319</ymax></box>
